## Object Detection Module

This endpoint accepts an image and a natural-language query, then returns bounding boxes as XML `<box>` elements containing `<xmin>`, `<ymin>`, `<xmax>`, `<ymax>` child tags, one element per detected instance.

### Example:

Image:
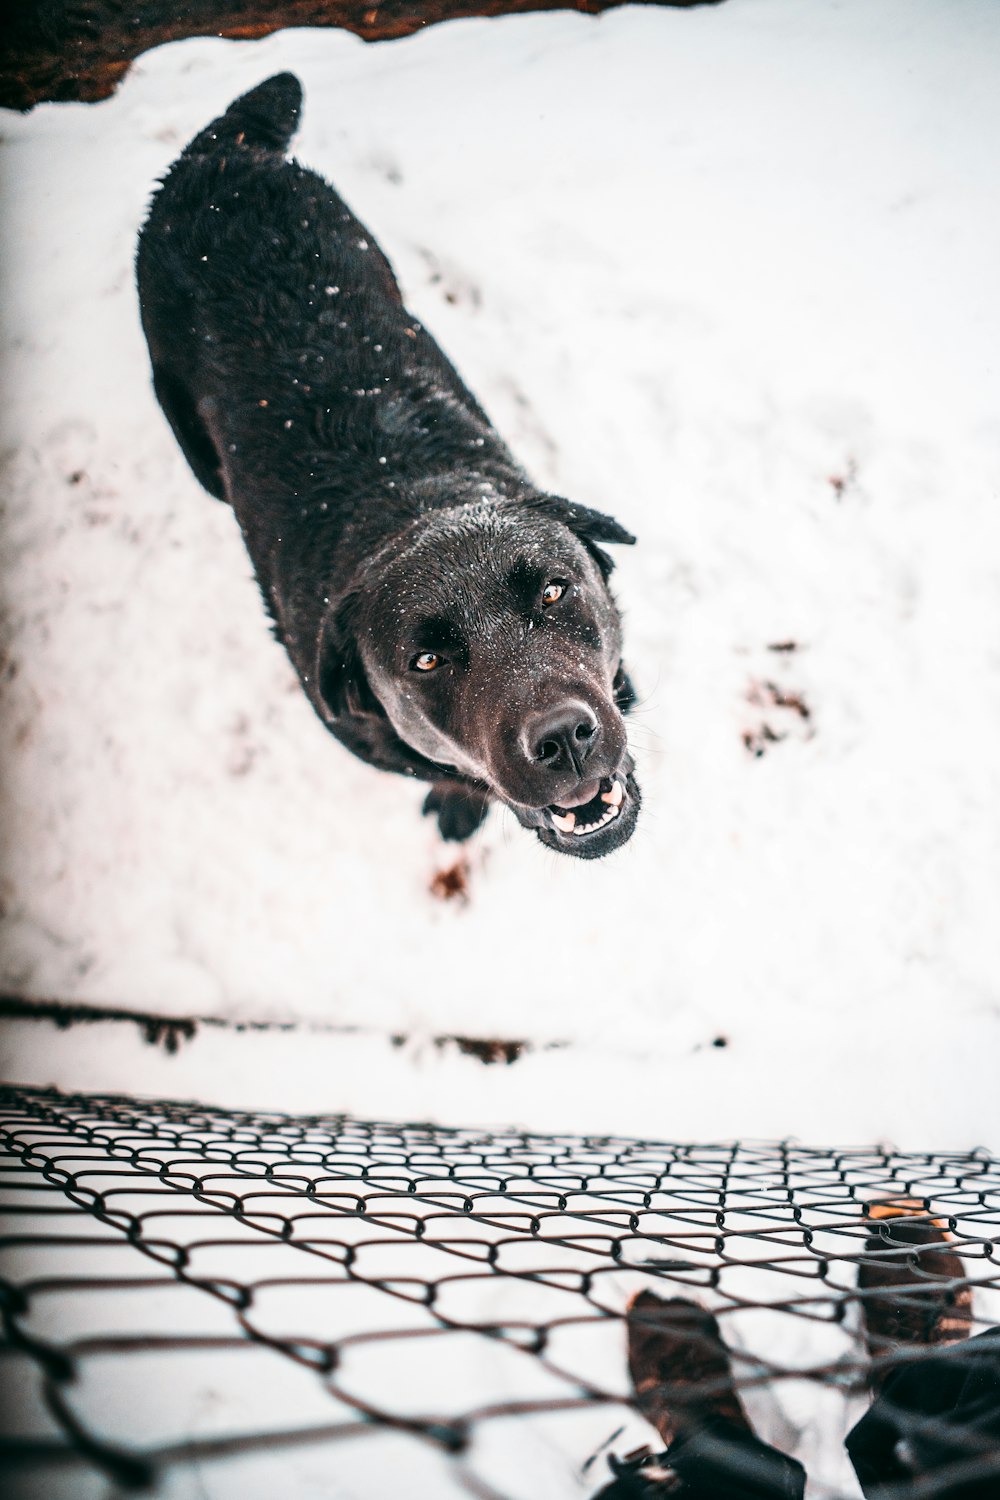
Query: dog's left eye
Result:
<box><xmin>411</xmin><ymin>652</ymin><xmax>444</xmax><ymax>672</ymax></box>
<box><xmin>541</xmin><ymin>580</ymin><xmax>567</xmax><ymax>608</ymax></box>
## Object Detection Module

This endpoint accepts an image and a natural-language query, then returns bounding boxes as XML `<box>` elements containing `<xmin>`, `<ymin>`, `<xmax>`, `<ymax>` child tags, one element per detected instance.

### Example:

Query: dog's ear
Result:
<box><xmin>525</xmin><ymin>494</ymin><xmax>636</xmax><ymax>579</ymax></box>
<box><xmin>315</xmin><ymin>598</ymin><xmax>381</xmax><ymax>722</ymax></box>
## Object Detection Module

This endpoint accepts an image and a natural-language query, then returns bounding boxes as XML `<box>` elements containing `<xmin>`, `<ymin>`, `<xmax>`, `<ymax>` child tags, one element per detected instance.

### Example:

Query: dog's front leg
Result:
<box><xmin>422</xmin><ymin>782</ymin><xmax>492</xmax><ymax>842</ymax></box>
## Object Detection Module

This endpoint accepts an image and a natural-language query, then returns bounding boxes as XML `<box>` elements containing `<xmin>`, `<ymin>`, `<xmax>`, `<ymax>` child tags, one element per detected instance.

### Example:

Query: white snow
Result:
<box><xmin>2</xmin><ymin>5</ymin><xmax>1000</xmax><ymax>1487</ymax></box>
<box><xmin>3</xmin><ymin>0</ymin><xmax>995</xmax><ymax>1140</ymax></box>
<box><xmin>3</xmin><ymin>0</ymin><xmax>1000</xmax><ymax>1137</ymax></box>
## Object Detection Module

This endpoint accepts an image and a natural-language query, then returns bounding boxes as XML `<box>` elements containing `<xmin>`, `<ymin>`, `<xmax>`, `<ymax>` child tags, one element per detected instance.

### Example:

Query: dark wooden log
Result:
<box><xmin>2</xmin><ymin>0</ymin><xmax>725</xmax><ymax>112</ymax></box>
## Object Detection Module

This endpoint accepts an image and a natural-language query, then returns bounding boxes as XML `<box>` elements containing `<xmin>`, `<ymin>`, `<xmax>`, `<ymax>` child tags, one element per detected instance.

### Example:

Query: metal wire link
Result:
<box><xmin>1</xmin><ymin>1085</ymin><xmax>998</xmax><ymax>1498</ymax></box>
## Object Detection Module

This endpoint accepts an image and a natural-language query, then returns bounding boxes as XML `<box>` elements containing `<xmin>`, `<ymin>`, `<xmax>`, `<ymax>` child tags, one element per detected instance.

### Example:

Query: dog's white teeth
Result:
<box><xmin>572</xmin><ymin>802</ymin><xmax>622</xmax><ymax>836</ymax></box>
<box><xmin>552</xmin><ymin>788</ymin><xmax>624</xmax><ymax>837</ymax></box>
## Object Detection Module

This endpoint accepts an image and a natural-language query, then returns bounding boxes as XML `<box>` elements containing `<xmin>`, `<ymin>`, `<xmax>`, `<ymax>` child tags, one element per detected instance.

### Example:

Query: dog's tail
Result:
<box><xmin>181</xmin><ymin>73</ymin><xmax>303</xmax><ymax>161</ymax></box>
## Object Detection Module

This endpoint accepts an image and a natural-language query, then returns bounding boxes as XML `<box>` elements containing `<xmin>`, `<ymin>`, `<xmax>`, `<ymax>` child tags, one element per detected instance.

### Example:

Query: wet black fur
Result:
<box><xmin>137</xmin><ymin>74</ymin><xmax>640</xmax><ymax>857</ymax></box>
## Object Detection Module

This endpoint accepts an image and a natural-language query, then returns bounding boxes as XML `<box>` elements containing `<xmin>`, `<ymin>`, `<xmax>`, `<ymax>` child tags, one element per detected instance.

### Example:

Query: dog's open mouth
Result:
<box><xmin>530</xmin><ymin>765</ymin><xmax>641</xmax><ymax>859</ymax></box>
<box><xmin>548</xmin><ymin>776</ymin><xmax>624</xmax><ymax>838</ymax></box>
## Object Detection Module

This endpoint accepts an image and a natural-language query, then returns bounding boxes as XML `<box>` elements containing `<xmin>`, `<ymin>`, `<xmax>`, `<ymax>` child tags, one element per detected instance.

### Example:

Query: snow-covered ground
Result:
<box><xmin>2</xmin><ymin>0</ymin><xmax>1000</xmax><ymax>1148</ymax></box>
<box><xmin>3</xmin><ymin>4</ymin><xmax>1000</xmax><ymax>1495</ymax></box>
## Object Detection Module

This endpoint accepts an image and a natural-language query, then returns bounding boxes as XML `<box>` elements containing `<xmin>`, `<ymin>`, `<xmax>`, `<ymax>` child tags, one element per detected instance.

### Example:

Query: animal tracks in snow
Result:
<box><xmin>742</xmin><ymin>659</ymin><xmax>815</xmax><ymax>760</ymax></box>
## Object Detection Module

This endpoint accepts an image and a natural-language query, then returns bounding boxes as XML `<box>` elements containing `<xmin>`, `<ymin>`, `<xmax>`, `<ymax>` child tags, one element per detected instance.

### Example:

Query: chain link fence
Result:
<box><xmin>1</xmin><ymin>1084</ymin><xmax>998</xmax><ymax>1498</ymax></box>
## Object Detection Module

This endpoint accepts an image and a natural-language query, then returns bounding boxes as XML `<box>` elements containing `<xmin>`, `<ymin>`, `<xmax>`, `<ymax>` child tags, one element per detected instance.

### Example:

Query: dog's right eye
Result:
<box><xmin>411</xmin><ymin>652</ymin><xmax>444</xmax><ymax>672</ymax></box>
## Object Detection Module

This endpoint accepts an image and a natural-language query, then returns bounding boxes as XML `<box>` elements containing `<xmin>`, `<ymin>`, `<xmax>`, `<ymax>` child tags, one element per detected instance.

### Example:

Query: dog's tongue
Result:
<box><xmin>554</xmin><ymin>778</ymin><xmax>602</xmax><ymax>809</ymax></box>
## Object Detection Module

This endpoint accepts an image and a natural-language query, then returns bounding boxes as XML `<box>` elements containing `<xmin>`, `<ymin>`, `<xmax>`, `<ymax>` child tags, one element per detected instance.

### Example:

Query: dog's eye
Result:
<box><xmin>411</xmin><ymin>652</ymin><xmax>444</xmax><ymax>672</ymax></box>
<box><xmin>541</xmin><ymin>580</ymin><xmax>567</xmax><ymax>608</ymax></box>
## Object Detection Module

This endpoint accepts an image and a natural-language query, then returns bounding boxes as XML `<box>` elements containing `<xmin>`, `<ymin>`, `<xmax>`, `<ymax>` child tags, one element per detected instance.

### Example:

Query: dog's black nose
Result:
<box><xmin>527</xmin><ymin>706</ymin><xmax>600</xmax><ymax>776</ymax></box>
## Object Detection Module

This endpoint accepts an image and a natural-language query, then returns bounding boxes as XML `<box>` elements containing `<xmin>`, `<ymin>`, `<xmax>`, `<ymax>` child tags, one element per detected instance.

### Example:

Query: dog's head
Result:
<box><xmin>316</xmin><ymin>495</ymin><xmax>640</xmax><ymax>858</ymax></box>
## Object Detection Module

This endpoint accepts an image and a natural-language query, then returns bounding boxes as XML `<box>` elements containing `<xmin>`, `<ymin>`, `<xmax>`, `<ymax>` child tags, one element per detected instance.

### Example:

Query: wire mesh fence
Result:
<box><xmin>1</xmin><ymin>1084</ymin><xmax>998</xmax><ymax>1499</ymax></box>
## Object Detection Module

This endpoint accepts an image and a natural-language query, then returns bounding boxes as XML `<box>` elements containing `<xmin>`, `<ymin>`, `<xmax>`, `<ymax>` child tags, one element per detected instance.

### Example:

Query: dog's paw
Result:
<box><xmin>422</xmin><ymin>784</ymin><xmax>491</xmax><ymax>842</ymax></box>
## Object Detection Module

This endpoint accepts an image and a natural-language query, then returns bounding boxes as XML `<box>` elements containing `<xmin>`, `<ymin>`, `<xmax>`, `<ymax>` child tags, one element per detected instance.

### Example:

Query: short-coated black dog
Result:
<box><xmin>137</xmin><ymin>74</ymin><xmax>640</xmax><ymax>858</ymax></box>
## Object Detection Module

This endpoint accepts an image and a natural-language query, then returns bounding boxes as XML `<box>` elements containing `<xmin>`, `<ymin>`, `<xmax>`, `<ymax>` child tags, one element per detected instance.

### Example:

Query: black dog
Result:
<box><xmin>137</xmin><ymin>74</ymin><xmax>640</xmax><ymax>858</ymax></box>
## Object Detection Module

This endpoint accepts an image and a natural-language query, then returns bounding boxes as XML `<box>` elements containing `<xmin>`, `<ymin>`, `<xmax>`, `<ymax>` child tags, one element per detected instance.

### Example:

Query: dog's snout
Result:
<box><xmin>526</xmin><ymin>705</ymin><xmax>600</xmax><ymax>776</ymax></box>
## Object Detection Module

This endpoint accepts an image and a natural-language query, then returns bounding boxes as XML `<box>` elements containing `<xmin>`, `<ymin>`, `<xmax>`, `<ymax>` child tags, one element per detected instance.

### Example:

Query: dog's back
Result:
<box><xmin>137</xmin><ymin>74</ymin><xmax>520</xmax><ymax>692</ymax></box>
<box><xmin>137</xmin><ymin>74</ymin><xmax>406</xmax><ymax>505</ymax></box>
<box><xmin>137</xmin><ymin>74</ymin><xmax>505</xmax><ymax>523</ymax></box>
